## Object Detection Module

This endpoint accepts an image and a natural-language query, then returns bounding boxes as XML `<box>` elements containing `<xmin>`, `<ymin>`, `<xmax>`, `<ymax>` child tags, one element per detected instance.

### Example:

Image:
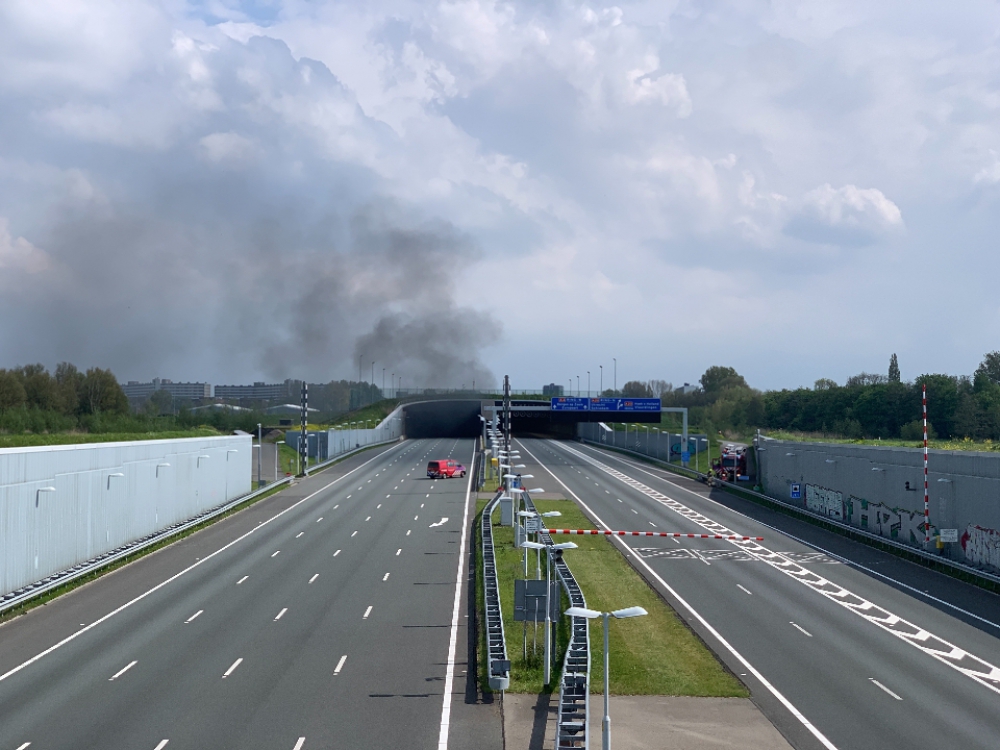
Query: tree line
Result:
<box><xmin>616</xmin><ymin>352</ymin><xmax>1000</xmax><ymax>441</ymax></box>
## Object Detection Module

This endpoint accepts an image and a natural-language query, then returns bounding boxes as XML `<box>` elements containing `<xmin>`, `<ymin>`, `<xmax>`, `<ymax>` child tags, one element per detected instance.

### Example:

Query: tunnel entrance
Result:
<box><xmin>402</xmin><ymin>400</ymin><xmax>483</xmax><ymax>438</ymax></box>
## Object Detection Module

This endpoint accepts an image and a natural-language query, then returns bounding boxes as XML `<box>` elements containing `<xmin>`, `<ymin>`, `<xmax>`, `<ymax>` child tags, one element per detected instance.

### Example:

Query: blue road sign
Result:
<box><xmin>790</xmin><ymin>483</ymin><xmax>802</xmax><ymax>500</ymax></box>
<box><xmin>588</xmin><ymin>397</ymin><xmax>661</xmax><ymax>412</ymax></box>
<box><xmin>681</xmin><ymin>451</ymin><xmax>691</xmax><ymax>462</ymax></box>
<box><xmin>550</xmin><ymin>397</ymin><xmax>590</xmax><ymax>411</ymax></box>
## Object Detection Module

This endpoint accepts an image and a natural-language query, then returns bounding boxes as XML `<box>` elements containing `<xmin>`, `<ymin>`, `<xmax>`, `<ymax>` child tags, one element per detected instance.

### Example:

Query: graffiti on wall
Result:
<box><xmin>805</xmin><ymin>484</ymin><xmax>844</xmax><ymax>521</ymax></box>
<box><xmin>962</xmin><ymin>525</ymin><xmax>1000</xmax><ymax>572</ymax></box>
<box><xmin>845</xmin><ymin>496</ymin><xmax>929</xmax><ymax>544</ymax></box>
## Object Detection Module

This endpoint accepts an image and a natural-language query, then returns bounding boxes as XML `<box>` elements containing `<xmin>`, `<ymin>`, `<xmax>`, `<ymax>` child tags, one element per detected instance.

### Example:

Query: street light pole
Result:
<box><xmin>577</xmin><ymin>375</ymin><xmax>580</xmax><ymax>397</ymax></box>
<box><xmin>600</xmin><ymin>365</ymin><xmax>603</xmax><ymax>395</ymax></box>
<box><xmin>587</xmin><ymin>371</ymin><xmax>590</xmax><ymax>398</ymax></box>
<box><xmin>613</xmin><ymin>358</ymin><xmax>617</xmax><ymax>394</ymax></box>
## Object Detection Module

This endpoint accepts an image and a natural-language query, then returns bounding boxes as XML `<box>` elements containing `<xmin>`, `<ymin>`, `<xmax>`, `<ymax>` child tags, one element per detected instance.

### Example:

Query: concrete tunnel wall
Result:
<box><xmin>401</xmin><ymin>400</ymin><xmax>483</xmax><ymax>439</ymax></box>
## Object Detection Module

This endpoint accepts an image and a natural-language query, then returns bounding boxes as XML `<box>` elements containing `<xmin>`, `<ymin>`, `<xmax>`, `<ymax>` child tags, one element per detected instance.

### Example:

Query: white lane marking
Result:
<box><xmin>271</xmin><ymin>550</ymin><xmax>280</xmax><ymax>558</ymax></box>
<box><xmin>316</xmin><ymin>517</ymin><xmax>323</xmax><ymax>523</ymax></box>
<box><xmin>790</xmin><ymin>622</ymin><xmax>813</xmax><ymax>637</ymax></box>
<box><xmin>334</xmin><ymin>504</ymin><xmax>340</xmax><ymax>509</ymax></box>
<box><xmin>394</xmin><ymin>486</ymin><xmax>398</xmax><ymax>490</ymax></box>
<box><xmin>377</xmin><ymin>504</ymin><xmax>382</xmax><ymax>509</ymax></box>
<box><xmin>649</xmin><ymin>522</ymin><xmax>657</xmax><ymax>528</ymax></box>
<box><xmin>396</xmin><ymin>549</ymin><xmax>402</xmax><ymax>556</ymax></box>
<box><xmin>870</xmin><ymin>678</ymin><xmax>903</xmax><ymax>700</ymax></box>
<box><xmin>365</xmin><ymin>516</ymin><xmax>371</xmax><ymax>522</ymax></box>
<box><xmin>429</xmin><ymin>517</ymin><xmax>449</xmax><ymax>528</ymax></box>
<box><xmin>296</xmin><ymin>532</ymin><xmax>304</xmax><ymax>539</ymax></box>
<box><xmin>426</xmin><ymin>493</ymin><xmax>430</xmax><ymax>498</ymax></box>
<box><xmin>617</xmin><ymin>498</ymin><xmax>622</xmax><ymax>503</ymax></box>
<box><xmin>309</xmin><ymin>574</ymin><xmax>319</xmax><ymax>584</ymax></box>
<box><xmin>109</xmin><ymin>660</ymin><xmax>137</xmax><ymax>681</ymax></box>
<box><xmin>383</xmin><ymin>573</ymin><xmax>390</xmax><ymax>581</ymax></box>
<box><xmin>363</xmin><ymin>606</ymin><xmax>373</xmax><ymax>619</ymax></box>
<box><xmin>153</xmin><ymin>742</ymin><xmax>169</xmax><ymax>750</ymax></box>
<box><xmin>16</xmin><ymin>744</ymin><xmax>31</xmax><ymax>750</ymax></box>
<box><xmin>631</xmin><ymin>508</ymin><xmax>638</xmax><ymax>514</ymax></box>
<box><xmin>223</xmin><ymin>658</ymin><xmax>243</xmax><ymax>678</ymax></box>
<box><xmin>437</xmin><ymin>442</ymin><xmax>475</xmax><ymax>750</ymax></box>
<box><xmin>386</xmin><ymin>494</ymin><xmax>390</xmax><ymax>498</ymax></box>
<box><xmin>275</xmin><ymin>608</ymin><xmax>288</xmax><ymax>621</ymax></box>
<box><xmin>351</xmin><ymin>531</ymin><xmax>358</xmax><ymax>537</ymax></box>
<box><xmin>407</xmin><ymin>529</ymin><xmax>411</xmax><ymax>536</ymax></box>
<box><xmin>293</xmin><ymin>738</ymin><xmax>306</xmax><ymax>750</ymax></box>
<box><xmin>185</xmin><ymin>610</ymin><xmax>203</xmax><ymax>624</ymax></box>
<box><xmin>517</xmin><ymin>439</ymin><xmax>840</xmax><ymax>750</ymax></box>
<box><xmin>692</xmin><ymin>550</ymin><xmax>712</xmax><ymax>566</ymax></box>
<box><xmin>334</xmin><ymin>655</ymin><xmax>348</xmax><ymax>675</ymax></box>
<box><xmin>237</xmin><ymin>575</ymin><xmax>248</xmax><ymax>585</ymax></box>
<box><xmin>420</xmin><ymin>503</ymin><xmax>425</xmax><ymax>508</ymax></box>
<box><xmin>415</xmin><ymin>515</ymin><xmax>419</xmax><ymax>520</ymax></box>
<box><xmin>559</xmin><ymin>440</ymin><xmax>1000</xmax><ymax>698</ymax></box>
<box><xmin>737</xmin><ymin>584</ymin><xmax>753</xmax><ymax>596</ymax></box>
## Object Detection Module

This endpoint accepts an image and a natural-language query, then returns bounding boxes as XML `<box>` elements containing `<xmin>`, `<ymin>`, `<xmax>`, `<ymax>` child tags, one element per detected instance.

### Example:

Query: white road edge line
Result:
<box><xmin>223</xmin><ymin>657</ymin><xmax>243</xmax><ymax>678</ymax></box>
<box><xmin>517</xmin><ymin>439</ymin><xmax>839</xmax><ymax>750</ymax></box>
<box><xmin>334</xmin><ymin>655</ymin><xmax>347</xmax><ymax>675</ymax></box>
<box><xmin>109</xmin><ymin>660</ymin><xmax>137</xmax><ymax>681</ymax></box>
<box><xmin>436</xmin><ymin>442</ymin><xmax>475</xmax><ymax>750</ymax></box>
<box><xmin>0</xmin><ymin>443</ymin><xmax>407</xmax><ymax>686</ymax></box>
<box><xmin>869</xmin><ymin>678</ymin><xmax>903</xmax><ymax>700</ymax></box>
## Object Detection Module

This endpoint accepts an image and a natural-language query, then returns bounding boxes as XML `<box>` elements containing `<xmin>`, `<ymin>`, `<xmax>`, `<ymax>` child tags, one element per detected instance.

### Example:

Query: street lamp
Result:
<box><xmin>587</xmin><ymin>371</ymin><xmax>590</xmax><ymax>398</ymax></box>
<box><xmin>599</xmin><ymin>365</ymin><xmax>603</xmax><ymax>395</ymax></box>
<box><xmin>565</xmin><ymin>605</ymin><xmax>649</xmax><ymax>750</ymax></box>
<box><xmin>613</xmin><ymin>357</ymin><xmax>617</xmax><ymax>393</ymax></box>
<box><xmin>518</xmin><ymin>511</ymin><xmax>562</xmax><ymax>576</ymax></box>
<box><xmin>577</xmin><ymin>375</ymin><xmax>580</xmax><ymax>397</ymax></box>
<box><xmin>521</xmin><ymin>540</ymin><xmax>578</xmax><ymax>685</ymax></box>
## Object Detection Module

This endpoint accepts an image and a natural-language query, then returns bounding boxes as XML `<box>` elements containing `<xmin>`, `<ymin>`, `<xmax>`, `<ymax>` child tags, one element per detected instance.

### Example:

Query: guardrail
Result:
<box><xmin>482</xmin><ymin>490</ymin><xmax>510</xmax><ymax>690</ymax></box>
<box><xmin>523</xmin><ymin>490</ymin><xmax>591</xmax><ymax>749</ymax></box>
<box><xmin>1</xmin><ymin>438</ymin><xmax>398</xmax><ymax>616</ymax></box>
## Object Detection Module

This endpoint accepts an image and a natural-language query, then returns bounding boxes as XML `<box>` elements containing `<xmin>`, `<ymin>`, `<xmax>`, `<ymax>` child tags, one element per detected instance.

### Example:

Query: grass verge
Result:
<box><xmin>0</xmin><ymin>429</ymin><xmax>221</xmax><ymax>448</ymax></box>
<box><xmin>476</xmin><ymin>496</ymin><xmax>746</xmax><ymax>696</ymax></box>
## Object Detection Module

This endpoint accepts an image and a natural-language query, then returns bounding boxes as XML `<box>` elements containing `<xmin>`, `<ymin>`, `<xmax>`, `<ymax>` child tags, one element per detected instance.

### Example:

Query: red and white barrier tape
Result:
<box><xmin>548</xmin><ymin>529</ymin><xmax>763</xmax><ymax>540</ymax></box>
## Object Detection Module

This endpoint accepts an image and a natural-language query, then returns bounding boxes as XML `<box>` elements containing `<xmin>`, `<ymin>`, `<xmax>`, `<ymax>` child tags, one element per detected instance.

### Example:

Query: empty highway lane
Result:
<box><xmin>0</xmin><ymin>439</ymin><xmax>500</xmax><ymax>750</ymax></box>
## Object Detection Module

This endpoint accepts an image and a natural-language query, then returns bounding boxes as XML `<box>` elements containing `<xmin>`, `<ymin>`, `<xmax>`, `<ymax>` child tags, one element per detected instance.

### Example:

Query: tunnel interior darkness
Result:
<box><xmin>402</xmin><ymin>400</ymin><xmax>483</xmax><ymax>438</ymax></box>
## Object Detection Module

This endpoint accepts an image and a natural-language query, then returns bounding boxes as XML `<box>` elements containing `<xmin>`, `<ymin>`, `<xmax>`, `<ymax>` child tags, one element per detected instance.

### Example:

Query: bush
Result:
<box><xmin>900</xmin><ymin>419</ymin><xmax>936</xmax><ymax>441</ymax></box>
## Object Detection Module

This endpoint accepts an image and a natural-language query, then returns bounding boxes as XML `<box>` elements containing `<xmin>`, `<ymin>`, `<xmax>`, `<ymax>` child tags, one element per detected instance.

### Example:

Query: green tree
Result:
<box><xmin>888</xmin><ymin>353</ymin><xmax>900</xmax><ymax>383</ymax></box>
<box><xmin>17</xmin><ymin>364</ymin><xmax>60</xmax><ymax>411</ymax></box>
<box><xmin>814</xmin><ymin>378</ymin><xmax>837</xmax><ymax>391</ymax></box>
<box><xmin>699</xmin><ymin>366</ymin><xmax>748</xmax><ymax>396</ymax></box>
<box><xmin>148</xmin><ymin>388</ymin><xmax>174</xmax><ymax>415</ymax></box>
<box><xmin>54</xmin><ymin>362</ymin><xmax>83</xmax><ymax>415</ymax></box>
<box><xmin>78</xmin><ymin>368</ymin><xmax>129</xmax><ymax>415</ymax></box>
<box><xmin>621</xmin><ymin>380</ymin><xmax>653</xmax><ymax>397</ymax></box>
<box><xmin>0</xmin><ymin>370</ymin><xmax>27</xmax><ymax>410</ymax></box>
<box><xmin>974</xmin><ymin>351</ymin><xmax>1000</xmax><ymax>388</ymax></box>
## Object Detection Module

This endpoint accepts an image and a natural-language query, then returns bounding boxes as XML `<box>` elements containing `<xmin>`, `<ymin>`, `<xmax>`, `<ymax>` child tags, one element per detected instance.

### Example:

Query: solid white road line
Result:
<box><xmin>275</xmin><ymin>608</ymin><xmax>287</xmax><ymax>621</ymax></box>
<box><xmin>518</xmin><ymin>439</ymin><xmax>840</xmax><ymax>750</ymax></box>
<box><xmin>737</xmin><ymin>584</ymin><xmax>753</xmax><ymax>595</ymax></box>
<box><xmin>334</xmin><ymin>550</ymin><xmax>341</xmax><ymax>556</ymax></box>
<box><xmin>237</xmin><ymin>576</ymin><xmax>248</xmax><ymax>585</ymax></box>
<box><xmin>383</xmin><ymin>573</ymin><xmax>390</xmax><ymax>581</ymax></box>
<box><xmin>351</xmin><ymin>531</ymin><xmax>358</xmax><ymax>537</ymax></box>
<box><xmin>790</xmin><ymin>622</ymin><xmax>813</xmax><ymax>637</ymax></box>
<box><xmin>293</xmin><ymin>738</ymin><xmax>306</xmax><ymax>750</ymax></box>
<box><xmin>363</xmin><ymin>606</ymin><xmax>373</xmax><ymax>619</ymax></box>
<box><xmin>109</xmin><ymin>660</ymin><xmax>137</xmax><ymax>681</ymax></box>
<box><xmin>317</xmin><ymin>517</ymin><xmax>323</xmax><ymax>522</ymax></box>
<box><xmin>334</xmin><ymin>655</ymin><xmax>348</xmax><ymax>675</ymax></box>
<box><xmin>271</xmin><ymin>551</ymin><xmax>280</xmax><ymax>558</ymax></box>
<box><xmin>429</xmin><ymin>518</ymin><xmax>449</xmax><ymax>528</ymax></box>
<box><xmin>309</xmin><ymin>574</ymin><xmax>319</xmax><ymax>584</ymax></box>
<box><xmin>153</xmin><ymin>742</ymin><xmax>169</xmax><ymax>750</ymax></box>
<box><xmin>436</xmin><ymin>442</ymin><xmax>475</xmax><ymax>750</ymax></box>
<box><xmin>296</xmin><ymin>532</ymin><xmax>304</xmax><ymax>538</ymax></box>
<box><xmin>223</xmin><ymin>658</ymin><xmax>243</xmax><ymax>678</ymax></box>
<box><xmin>185</xmin><ymin>610</ymin><xmax>203</xmax><ymax>623</ymax></box>
<box><xmin>16</xmin><ymin>743</ymin><xmax>31</xmax><ymax>750</ymax></box>
<box><xmin>870</xmin><ymin>678</ymin><xmax>903</xmax><ymax>700</ymax></box>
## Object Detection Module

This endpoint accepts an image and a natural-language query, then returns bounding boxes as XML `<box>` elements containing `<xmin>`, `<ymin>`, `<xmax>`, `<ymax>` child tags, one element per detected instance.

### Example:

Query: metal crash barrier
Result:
<box><xmin>482</xmin><ymin>490</ymin><xmax>511</xmax><ymax>690</ymax></box>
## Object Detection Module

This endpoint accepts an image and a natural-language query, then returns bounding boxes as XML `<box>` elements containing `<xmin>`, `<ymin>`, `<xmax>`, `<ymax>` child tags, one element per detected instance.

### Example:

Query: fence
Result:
<box><xmin>286</xmin><ymin>405</ymin><xmax>404</xmax><ymax>463</ymax></box>
<box><xmin>578</xmin><ymin>423</ymin><xmax>709</xmax><ymax>469</ymax></box>
<box><xmin>0</xmin><ymin>435</ymin><xmax>250</xmax><ymax>599</ymax></box>
<box><xmin>481</xmin><ymin>490</ymin><xmax>510</xmax><ymax>691</ymax></box>
<box><xmin>759</xmin><ymin>439</ymin><xmax>1000</xmax><ymax>575</ymax></box>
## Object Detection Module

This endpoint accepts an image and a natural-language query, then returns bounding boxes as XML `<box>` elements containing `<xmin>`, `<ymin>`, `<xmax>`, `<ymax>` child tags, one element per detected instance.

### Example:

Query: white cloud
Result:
<box><xmin>0</xmin><ymin>218</ymin><xmax>50</xmax><ymax>275</ymax></box>
<box><xmin>199</xmin><ymin>132</ymin><xmax>259</xmax><ymax>163</ymax></box>
<box><xmin>975</xmin><ymin>150</ymin><xmax>1000</xmax><ymax>185</ymax></box>
<box><xmin>787</xmin><ymin>183</ymin><xmax>903</xmax><ymax>245</ymax></box>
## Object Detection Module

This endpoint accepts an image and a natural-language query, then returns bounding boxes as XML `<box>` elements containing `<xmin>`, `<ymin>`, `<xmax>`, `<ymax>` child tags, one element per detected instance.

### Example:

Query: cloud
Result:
<box><xmin>785</xmin><ymin>184</ymin><xmax>903</xmax><ymax>246</ymax></box>
<box><xmin>975</xmin><ymin>150</ymin><xmax>1000</xmax><ymax>185</ymax></box>
<box><xmin>199</xmin><ymin>131</ymin><xmax>259</xmax><ymax>163</ymax></box>
<box><xmin>0</xmin><ymin>218</ymin><xmax>50</xmax><ymax>275</ymax></box>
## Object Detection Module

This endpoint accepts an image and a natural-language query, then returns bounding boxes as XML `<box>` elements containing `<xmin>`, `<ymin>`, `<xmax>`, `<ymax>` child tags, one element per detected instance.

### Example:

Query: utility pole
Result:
<box><xmin>299</xmin><ymin>381</ymin><xmax>308</xmax><ymax>477</ymax></box>
<box><xmin>257</xmin><ymin>422</ymin><xmax>263</xmax><ymax>488</ymax></box>
<box><xmin>613</xmin><ymin>358</ymin><xmax>617</xmax><ymax>394</ymax></box>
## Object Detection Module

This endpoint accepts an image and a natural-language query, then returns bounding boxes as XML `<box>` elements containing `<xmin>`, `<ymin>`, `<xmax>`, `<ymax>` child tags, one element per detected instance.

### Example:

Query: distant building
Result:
<box><xmin>215</xmin><ymin>381</ymin><xmax>294</xmax><ymax>402</ymax></box>
<box><xmin>122</xmin><ymin>378</ymin><xmax>211</xmax><ymax>401</ymax></box>
<box><xmin>188</xmin><ymin>403</ymin><xmax>250</xmax><ymax>413</ymax></box>
<box><xmin>542</xmin><ymin>383</ymin><xmax>565</xmax><ymax>397</ymax></box>
<box><xmin>265</xmin><ymin>403</ymin><xmax>319</xmax><ymax>416</ymax></box>
<box><xmin>677</xmin><ymin>382</ymin><xmax>700</xmax><ymax>395</ymax></box>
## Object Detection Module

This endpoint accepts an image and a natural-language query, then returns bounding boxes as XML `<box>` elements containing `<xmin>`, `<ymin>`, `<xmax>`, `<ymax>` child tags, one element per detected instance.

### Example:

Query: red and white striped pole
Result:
<box><xmin>923</xmin><ymin>384</ymin><xmax>930</xmax><ymax>544</ymax></box>
<box><xmin>548</xmin><ymin>529</ymin><xmax>764</xmax><ymax>541</ymax></box>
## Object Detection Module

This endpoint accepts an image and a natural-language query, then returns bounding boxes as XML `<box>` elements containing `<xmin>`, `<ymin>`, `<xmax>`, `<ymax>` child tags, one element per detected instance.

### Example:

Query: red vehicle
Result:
<box><xmin>427</xmin><ymin>459</ymin><xmax>466</xmax><ymax>479</ymax></box>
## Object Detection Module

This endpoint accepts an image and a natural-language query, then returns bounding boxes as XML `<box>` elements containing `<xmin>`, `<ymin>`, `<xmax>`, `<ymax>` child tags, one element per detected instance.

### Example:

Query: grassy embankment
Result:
<box><xmin>0</xmin><ymin>429</ymin><xmax>221</xmax><ymax>448</ymax></box>
<box><xmin>476</xmin><ymin>496</ymin><xmax>746</xmax><ymax>696</ymax></box>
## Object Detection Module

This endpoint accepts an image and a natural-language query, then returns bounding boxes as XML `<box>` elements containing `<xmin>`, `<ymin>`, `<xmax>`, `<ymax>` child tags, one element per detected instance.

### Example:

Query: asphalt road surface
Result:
<box><xmin>517</xmin><ymin>438</ymin><xmax>1000</xmax><ymax>750</ymax></box>
<box><xmin>0</xmin><ymin>438</ymin><xmax>501</xmax><ymax>750</ymax></box>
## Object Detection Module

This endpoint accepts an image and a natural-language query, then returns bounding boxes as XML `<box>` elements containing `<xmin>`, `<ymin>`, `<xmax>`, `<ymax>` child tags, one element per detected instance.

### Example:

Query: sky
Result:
<box><xmin>1</xmin><ymin>1</ymin><xmax>999</xmax><ymax>392</ymax></box>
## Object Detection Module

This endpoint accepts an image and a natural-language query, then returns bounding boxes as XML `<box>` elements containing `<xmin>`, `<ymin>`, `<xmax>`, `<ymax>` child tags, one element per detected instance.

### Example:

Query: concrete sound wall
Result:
<box><xmin>0</xmin><ymin>435</ymin><xmax>251</xmax><ymax>598</ymax></box>
<box><xmin>758</xmin><ymin>440</ymin><xmax>1000</xmax><ymax>574</ymax></box>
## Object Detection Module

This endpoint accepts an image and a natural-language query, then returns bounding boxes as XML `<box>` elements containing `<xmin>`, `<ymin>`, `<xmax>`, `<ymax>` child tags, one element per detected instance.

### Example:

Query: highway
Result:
<box><xmin>0</xmin><ymin>438</ymin><xmax>501</xmax><ymax>750</ymax></box>
<box><xmin>518</xmin><ymin>438</ymin><xmax>1000</xmax><ymax>750</ymax></box>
